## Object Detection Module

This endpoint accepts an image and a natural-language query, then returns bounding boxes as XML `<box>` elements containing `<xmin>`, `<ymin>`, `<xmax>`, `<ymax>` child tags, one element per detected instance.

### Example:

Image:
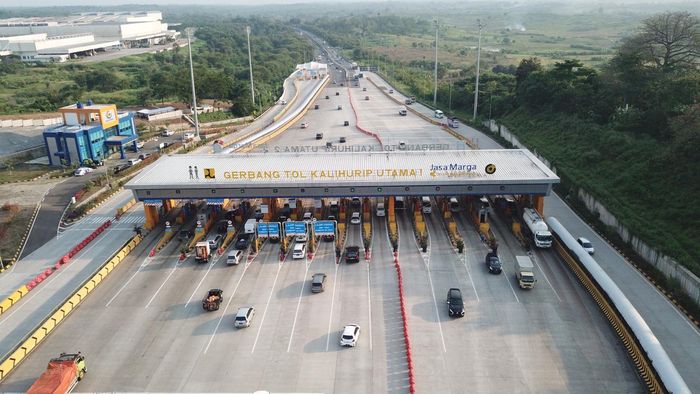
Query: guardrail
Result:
<box><xmin>393</xmin><ymin>252</ymin><xmax>416</xmax><ymax>393</ymax></box>
<box><xmin>547</xmin><ymin>217</ymin><xmax>689</xmax><ymax>394</ymax></box>
<box><xmin>0</xmin><ymin>234</ymin><xmax>143</xmax><ymax>381</ymax></box>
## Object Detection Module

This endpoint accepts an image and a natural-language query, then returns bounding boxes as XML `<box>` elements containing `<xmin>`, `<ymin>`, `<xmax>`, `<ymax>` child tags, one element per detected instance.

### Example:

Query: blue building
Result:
<box><xmin>43</xmin><ymin>102</ymin><xmax>139</xmax><ymax>166</ymax></box>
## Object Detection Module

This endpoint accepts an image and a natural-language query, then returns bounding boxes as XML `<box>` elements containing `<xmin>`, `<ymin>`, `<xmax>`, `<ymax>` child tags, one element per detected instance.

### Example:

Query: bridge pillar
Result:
<box><xmin>533</xmin><ymin>196</ymin><xmax>545</xmax><ymax>216</ymax></box>
<box><xmin>144</xmin><ymin>204</ymin><xmax>160</xmax><ymax>230</ymax></box>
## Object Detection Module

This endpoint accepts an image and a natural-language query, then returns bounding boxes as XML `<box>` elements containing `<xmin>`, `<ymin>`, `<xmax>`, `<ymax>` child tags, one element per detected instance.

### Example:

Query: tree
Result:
<box><xmin>515</xmin><ymin>58</ymin><xmax>542</xmax><ymax>86</ymax></box>
<box><xmin>623</xmin><ymin>11</ymin><xmax>700</xmax><ymax>71</ymax></box>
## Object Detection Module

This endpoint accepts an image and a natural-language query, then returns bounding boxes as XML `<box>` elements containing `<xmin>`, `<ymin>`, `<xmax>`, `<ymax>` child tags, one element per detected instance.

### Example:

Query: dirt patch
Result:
<box><xmin>0</xmin><ymin>177</ymin><xmax>62</xmax><ymax>206</ymax></box>
<box><xmin>0</xmin><ymin>203</ymin><xmax>34</xmax><ymax>261</ymax></box>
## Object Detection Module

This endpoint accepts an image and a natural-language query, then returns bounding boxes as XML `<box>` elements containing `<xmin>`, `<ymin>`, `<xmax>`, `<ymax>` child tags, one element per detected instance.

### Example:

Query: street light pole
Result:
<box><xmin>246</xmin><ymin>26</ymin><xmax>255</xmax><ymax>110</ymax></box>
<box><xmin>473</xmin><ymin>19</ymin><xmax>483</xmax><ymax>121</ymax></box>
<box><xmin>186</xmin><ymin>28</ymin><xmax>200</xmax><ymax>139</ymax></box>
<box><xmin>433</xmin><ymin>18</ymin><xmax>439</xmax><ymax>106</ymax></box>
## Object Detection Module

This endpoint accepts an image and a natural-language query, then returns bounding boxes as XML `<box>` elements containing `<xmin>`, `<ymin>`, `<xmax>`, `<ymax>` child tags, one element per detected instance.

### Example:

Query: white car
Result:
<box><xmin>73</xmin><ymin>167</ymin><xmax>93</xmax><ymax>177</ymax></box>
<box><xmin>577</xmin><ymin>237</ymin><xmax>595</xmax><ymax>254</ymax></box>
<box><xmin>340</xmin><ymin>324</ymin><xmax>360</xmax><ymax>347</ymax></box>
<box><xmin>296</xmin><ymin>233</ymin><xmax>308</xmax><ymax>243</ymax></box>
<box><xmin>300</xmin><ymin>122</ymin><xmax>309</xmax><ymax>129</ymax></box>
<box><xmin>350</xmin><ymin>212</ymin><xmax>361</xmax><ymax>225</ymax></box>
<box><xmin>279</xmin><ymin>99</ymin><xmax>287</xmax><ymax>105</ymax></box>
<box><xmin>161</xmin><ymin>129</ymin><xmax>174</xmax><ymax>136</ymax></box>
<box><xmin>183</xmin><ymin>132</ymin><xmax>195</xmax><ymax>141</ymax></box>
<box><xmin>303</xmin><ymin>212</ymin><xmax>313</xmax><ymax>223</ymax></box>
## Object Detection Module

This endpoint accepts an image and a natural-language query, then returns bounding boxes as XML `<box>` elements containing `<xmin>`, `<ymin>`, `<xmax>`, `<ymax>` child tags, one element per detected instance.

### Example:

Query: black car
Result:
<box><xmin>485</xmin><ymin>252</ymin><xmax>502</xmax><ymax>274</ymax></box>
<box><xmin>235</xmin><ymin>233</ymin><xmax>252</xmax><ymax>250</ymax></box>
<box><xmin>345</xmin><ymin>246</ymin><xmax>360</xmax><ymax>263</ymax></box>
<box><xmin>447</xmin><ymin>288</ymin><xmax>465</xmax><ymax>317</ymax></box>
<box><xmin>113</xmin><ymin>164</ymin><xmax>130</xmax><ymax>174</ymax></box>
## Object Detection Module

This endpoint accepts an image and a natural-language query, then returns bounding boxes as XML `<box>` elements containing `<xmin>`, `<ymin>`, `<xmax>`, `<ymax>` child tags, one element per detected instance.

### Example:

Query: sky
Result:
<box><xmin>2</xmin><ymin>0</ymin><xmax>348</xmax><ymax>5</ymax></box>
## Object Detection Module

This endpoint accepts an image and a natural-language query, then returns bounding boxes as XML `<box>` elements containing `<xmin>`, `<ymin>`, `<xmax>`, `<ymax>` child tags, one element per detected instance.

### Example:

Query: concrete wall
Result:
<box><xmin>487</xmin><ymin>120</ymin><xmax>700</xmax><ymax>304</ymax></box>
<box><xmin>0</xmin><ymin>117</ymin><xmax>62</xmax><ymax>128</ymax></box>
<box><xmin>146</xmin><ymin>110</ymin><xmax>182</xmax><ymax>122</ymax></box>
<box><xmin>0</xmin><ymin>145</ymin><xmax>47</xmax><ymax>166</ymax></box>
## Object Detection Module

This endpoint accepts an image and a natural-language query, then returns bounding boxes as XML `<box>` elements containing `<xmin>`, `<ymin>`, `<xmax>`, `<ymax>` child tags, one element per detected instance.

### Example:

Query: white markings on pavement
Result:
<box><xmin>503</xmin><ymin>267</ymin><xmax>520</xmax><ymax>304</ymax></box>
<box><xmin>287</xmin><ymin>257</ymin><xmax>311</xmax><ymax>352</ymax></box>
<box><xmin>145</xmin><ymin>257</ymin><xmax>182</xmax><ymax>308</ymax></box>
<box><xmin>185</xmin><ymin>253</ymin><xmax>222</xmax><ymax>308</ymax></box>
<box><xmin>105</xmin><ymin>254</ymin><xmax>154</xmax><ymax>307</ymax></box>
<box><xmin>462</xmin><ymin>252</ymin><xmax>480</xmax><ymax>303</ymax></box>
<box><xmin>531</xmin><ymin>254</ymin><xmax>562</xmax><ymax>302</ymax></box>
<box><xmin>415</xmin><ymin>218</ymin><xmax>447</xmax><ymax>353</ymax></box>
<box><xmin>325</xmin><ymin>261</ymin><xmax>340</xmax><ymax>352</ymax></box>
<box><xmin>251</xmin><ymin>261</ymin><xmax>283</xmax><ymax>354</ymax></box>
<box><xmin>366</xmin><ymin>260</ymin><xmax>373</xmax><ymax>352</ymax></box>
<box><xmin>203</xmin><ymin>259</ymin><xmax>252</xmax><ymax>354</ymax></box>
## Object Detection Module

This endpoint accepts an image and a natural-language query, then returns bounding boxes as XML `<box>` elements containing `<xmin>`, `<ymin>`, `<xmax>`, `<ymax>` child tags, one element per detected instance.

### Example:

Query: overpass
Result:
<box><xmin>124</xmin><ymin>149</ymin><xmax>559</xmax><ymax>228</ymax></box>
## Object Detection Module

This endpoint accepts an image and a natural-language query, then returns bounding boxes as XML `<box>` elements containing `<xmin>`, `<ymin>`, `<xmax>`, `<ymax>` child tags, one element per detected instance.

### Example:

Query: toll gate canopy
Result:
<box><xmin>125</xmin><ymin>150</ymin><xmax>559</xmax><ymax>200</ymax></box>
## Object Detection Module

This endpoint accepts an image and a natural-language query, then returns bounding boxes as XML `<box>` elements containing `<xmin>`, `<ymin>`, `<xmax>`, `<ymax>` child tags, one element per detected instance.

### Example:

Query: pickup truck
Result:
<box><xmin>202</xmin><ymin>289</ymin><xmax>223</xmax><ymax>311</ymax></box>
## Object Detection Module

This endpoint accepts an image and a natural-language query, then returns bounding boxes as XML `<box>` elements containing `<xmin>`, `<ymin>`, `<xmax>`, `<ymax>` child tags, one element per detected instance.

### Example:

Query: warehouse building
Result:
<box><xmin>43</xmin><ymin>101</ymin><xmax>138</xmax><ymax>166</ymax></box>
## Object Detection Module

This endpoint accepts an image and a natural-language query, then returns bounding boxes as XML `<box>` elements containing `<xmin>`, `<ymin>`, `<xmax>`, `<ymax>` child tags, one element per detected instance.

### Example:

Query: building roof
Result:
<box><xmin>125</xmin><ymin>150</ymin><xmax>559</xmax><ymax>199</ymax></box>
<box><xmin>137</xmin><ymin>106</ymin><xmax>176</xmax><ymax>115</ymax></box>
<box><xmin>296</xmin><ymin>61</ymin><xmax>328</xmax><ymax>70</ymax></box>
<box><xmin>38</xmin><ymin>39</ymin><xmax>121</xmax><ymax>55</ymax></box>
<box><xmin>43</xmin><ymin>124</ymin><xmax>92</xmax><ymax>134</ymax></box>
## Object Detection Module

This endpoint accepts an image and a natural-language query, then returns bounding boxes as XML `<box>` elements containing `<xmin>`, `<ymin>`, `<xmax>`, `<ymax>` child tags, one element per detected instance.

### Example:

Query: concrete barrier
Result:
<box><xmin>0</xmin><ymin>234</ymin><xmax>143</xmax><ymax>382</ymax></box>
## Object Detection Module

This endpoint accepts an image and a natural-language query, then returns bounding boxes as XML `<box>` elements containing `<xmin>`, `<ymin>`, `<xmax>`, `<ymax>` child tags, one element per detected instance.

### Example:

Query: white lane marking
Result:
<box><xmin>366</xmin><ymin>259</ymin><xmax>373</xmax><ymax>352</ymax></box>
<box><xmin>145</xmin><ymin>256</ymin><xmax>181</xmax><ymax>308</ymax></box>
<box><xmin>462</xmin><ymin>251</ymin><xmax>480</xmax><ymax>303</ymax></box>
<box><xmin>251</xmin><ymin>261</ymin><xmax>283</xmax><ymax>354</ymax></box>
<box><xmin>184</xmin><ymin>253</ymin><xmax>222</xmax><ymax>308</ymax></box>
<box><xmin>325</xmin><ymin>261</ymin><xmax>340</xmax><ymax>352</ymax></box>
<box><xmin>287</xmin><ymin>257</ymin><xmax>311</xmax><ymax>352</ymax></box>
<box><xmin>203</xmin><ymin>259</ymin><xmax>252</xmax><ymax>354</ymax></box>
<box><xmin>503</xmin><ymin>268</ymin><xmax>521</xmax><ymax>303</ymax></box>
<box><xmin>1</xmin><ymin>209</ymin><xmax>138</xmax><ymax>325</ymax></box>
<box><xmin>532</xmin><ymin>254</ymin><xmax>562</xmax><ymax>302</ymax></box>
<box><xmin>105</xmin><ymin>254</ymin><xmax>154</xmax><ymax>307</ymax></box>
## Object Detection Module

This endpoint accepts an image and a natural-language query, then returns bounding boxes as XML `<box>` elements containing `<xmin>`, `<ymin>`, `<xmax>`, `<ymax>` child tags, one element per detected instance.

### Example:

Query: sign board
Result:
<box><xmin>284</xmin><ymin>221</ymin><xmax>307</xmax><ymax>236</ymax></box>
<box><xmin>143</xmin><ymin>199</ymin><xmax>163</xmax><ymax>206</ymax></box>
<box><xmin>313</xmin><ymin>220</ymin><xmax>336</xmax><ymax>235</ymax></box>
<box><xmin>314</xmin><ymin>198</ymin><xmax>322</xmax><ymax>209</ymax></box>
<box><xmin>257</xmin><ymin>222</ymin><xmax>270</xmax><ymax>238</ymax></box>
<box><xmin>260</xmin><ymin>204</ymin><xmax>269</xmax><ymax>214</ymax></box>
<box><xmin>268</xmin><ymin>222</ymin><xmax>280</xmax><ymax>238</ymax></box>
<box><xmin>206</xmin><ymin>198</ymin><xmax>225</xmax><ymax>205</ymax></box>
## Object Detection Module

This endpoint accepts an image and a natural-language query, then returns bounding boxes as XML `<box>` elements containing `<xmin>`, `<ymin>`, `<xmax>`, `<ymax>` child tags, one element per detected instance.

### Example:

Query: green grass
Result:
<box><xmin>0</xmin><ymin>164</ymin><xmax>54</xmax><ymax>183</ymax></box>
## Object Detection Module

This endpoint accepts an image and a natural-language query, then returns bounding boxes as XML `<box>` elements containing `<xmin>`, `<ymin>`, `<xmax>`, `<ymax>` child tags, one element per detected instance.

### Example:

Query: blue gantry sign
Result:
<box><xmin>313</xmin><ymin>220</ymin><xmax>336</xmax><ymax>235</ymax></box>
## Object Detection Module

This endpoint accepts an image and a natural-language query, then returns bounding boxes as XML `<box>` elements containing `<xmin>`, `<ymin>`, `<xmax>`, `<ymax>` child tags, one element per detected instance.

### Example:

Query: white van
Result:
<box><xmin>376</xmin><ymin>202</ymin><xmax>386</xmax><ymax>217</ymax></box>
<box><xmin>293</xmin><ymin>243</ymin><xmax>306</xmax><ymax>259</ymax></box>
<box><xmin>421</xmin><ymin>196</ymin><xmax>432</xmax><ymax>214</ymax></box>
<box><xmin>234</xmin><ymin>307</ymin><xmax>255</xmax><ymax>328</ymax></box>
<box><xmin>398</xmin><ymin>107</ymin><xmax>407</xmax><ymax>116</ymax></box>
<box><xmin>227</xmin><ymin>250</ymin><xmax>243</xmax><ymax>265</ymax></box>
<box><xmin>434</xmin><ymin>109</ymin><xmax>444</xmax><ymax>119</ymax></box>
<box><xmin>127</xmin><ymin>158</ymin><xmax>141</xmax><ymax>166</ymax></box>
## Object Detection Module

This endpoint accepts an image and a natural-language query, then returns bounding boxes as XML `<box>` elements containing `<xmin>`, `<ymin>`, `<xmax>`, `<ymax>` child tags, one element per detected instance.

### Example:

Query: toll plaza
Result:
<box><xmin>124</xmin><ymin>149</ymin><xmax>559</xmax><ymax>230</ymax></box>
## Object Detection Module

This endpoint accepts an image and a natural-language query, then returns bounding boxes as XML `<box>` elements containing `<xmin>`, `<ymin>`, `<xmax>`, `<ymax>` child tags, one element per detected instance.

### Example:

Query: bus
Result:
<box><xmin>449</xmin><ymin>197</ymin><xmax>461</xmax><ymax>212</ymax></box>
<box><xmin>421</xmin><ymin>196</ymin><xmax>432</xmax><ymax>214</ymax></box>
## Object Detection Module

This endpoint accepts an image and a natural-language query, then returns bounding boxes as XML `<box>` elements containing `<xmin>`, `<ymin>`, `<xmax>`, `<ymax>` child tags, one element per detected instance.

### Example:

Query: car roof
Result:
<box><xmin>343</xmin><ymin>324</ymin><xmax>359</xmax><ymax>333</ymax></box>
<box><xmin>346</xmin><ymin>245</ymin><xmax>359</xmax><ymax>251</ymax></box>
<box><xmin>578</xmin><ymin>237</ymin><xmax>591</xmax><ymax>243</ymax></box>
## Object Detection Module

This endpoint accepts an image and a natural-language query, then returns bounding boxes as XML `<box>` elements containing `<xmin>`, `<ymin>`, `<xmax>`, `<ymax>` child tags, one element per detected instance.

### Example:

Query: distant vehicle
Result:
<box><xmin>208</xmin><ymin>234</ymin><xmax>223</xmax><ymax>250</ymax></box>
<box><xmin>398</xmin><ymin>141</ymin><xmax>406</xmax><ymax>150</ymax></box>
<box><xmin>235</xmin><ymin>233</ymin><xmax>252</xmax><ymax>250</ymax></box>
<box><xmin>245</xmin><ymin>218</ymin><xmax>257</xmax><ymax>234</ymax></box>
<box><xmin>351</xmin><ymin>197</ymin><xmax>361</xmax><ymax>207</ymax></box>
<box><xmin>577</xmin><ymin>237</ymin><xmax>595</xmax><ymax>254</ymax></box>
<box><xmin>311</xmin><ymin>273</ymin><xmax>327</xmax><ymax>293</ymax></box>
<box><xmin>339</xmin><ymin>136</ymin><xmax>347</xmax><ymax>143</ymax></box>
<box><xmin>376</xmin><ymin>202</ymin><xmax>386</xmax><ymax>217</ymax></box>
<box><xmin>365</xmin><ymin>96</ymin><xmax>370</xmax><ymax>100</ymax></box>
<box><xmin>234</xmin><ymin>306</ymin><xmax>255</xmax><ymax>328</ymax></box>
<box><xmin>301</xmin><ymin>122</ymin><xmax>309</xmax><ymax>129</ymax></box>
<box><xmin>485</xmin><ymin>252</ymin><xmax>502</xmax><ymax>274</ymax></box>
<box><xmin>421</xmin><ymin>196</ymin><xmax>432</xmax><ymax>214</ymax></box>
<box><xmin>337</xmin><ymin>105</ymin><xmax>343</xmax><ymax>110</ymax></box>
<box><xmin>138</xmin><ymin>153</ymin><xmax>151</xmax><ymax>160</ymax></box>
<box><xmin>279</xmin><ymin>99</ymin><xmax>287</xmax><ymax>105</ymax></box>
<box><xmin>202</xmin><ymin>289</ymin><xmax>223</xmax><ymax>311</ymax></box>
<box><xmin>405</xmin><ymin>98</ymin><xmax>414</xmax><ymax>105</ymax></box>
<box><xmin>296</xmin><ymin>233</ymin><xmax>308</xmax><ymax>243</ymax></box>
<box><xmin>350</xmin><ymin>212</ymin><xmax>361</xmax><ymax>225</ymax></box>
<box><xmin>127</xmin><ymin>158</ymin><xmax>141</xmax><ymax>166</ymax></box>
<box><xmin>293</xmin><ymin>243</ymin><xmax>306</xmax><ymax>259</ymax></box>
<box><xmin>195</xmin><ymin>241</ymin><xmax>212</xmax><ymax>264</ymax></box>
<box><xmin>335</xmin><ymin>92</ymin><xmax>340</xmax><ymax>96</ymax></box>
<box><xmin>316</xmin><ymin>133</ymin><xmax>324</xmax><ymax>140</ymax></box>
<box><xmin>515</xmin><ymin>255</ymin><xmax>537</xmax><ymax>289</ymax></box>
<box><xmin>326</xmin><ymin>141</ymin><xmax>333</xmax><ymax>148</ymax></box>
<box><xmin>27</xmin><ymin>353</ymin><xmax>87</xmax><ymax>394</ymax></box>
<box><xmin>340</xmin><ymin>324</ymin><xmax>360</xmax><ymax>347</ymax></box>
<box><xmin>398</xmin><ymin>107</ymin><xmax>407</xmax><ymax>116</ymax></box>
<box><xmin>394</xmin><ymin>196</ymin><xmax>405</xmax><ymax>210</ymax></box>
<box><xmin>362</xmin><ymin>87</ymin><xmax>367</xmax><ymax>91</ymax></box>
<box><xmin>82</xmin><ymin>159</ymin><xmax>103</xmax><ymax>169</ymax></box>
<box><xmin>389</xmin><ymin>89</ymin><xmax>394</xmax><ymax>94</ymax></box>
<box><xmin>522</xmin><ymin>208</ymin><xmax>553</xmax><ymax>248</ymax></box>
<box><xmin>449</xmin><ymin>197</ymin><xmax>461</xmax><ymax>212</ymax></box>
<box><xmin>325</xmin><ymin>95</ymin><xmax>330</xmax><ymax>99</ymax></box>
<box><xmin>183</xmin><ymin>132</ymin><xmax>195</xmax><ymax>141</ymax></box>
<box><xmin>345</xmin><ymin>245</ymin><xmax>360</xmax><ymax>263</ymax></box>
<box><xmin>314</xmin><ymin>104</ymin><xmax>320</xmax><ymax>110</ymax></box>
<box><xmin>434</xmin><ymin>109</ymin><xmax>444</xmax><ymax>119</ymax></box>
<box><xmin>254</xmin><ymin>208</ymin><xmax>264</xmax><ymax>220</ymax></box>
<box><xmin>73</xmin><ymin>167</ymin><xmax>93</xmax><ymax>177</ymax></box>
<box><xmin>343</xmin><ymin>120</ymin><xmax>349</xmax><ymax>126</ymax></box>
<box><xmin>330</xmin><ymin>200</ymin><xmax>340</xmax><ymax>214</ymax></box>
<box><xmin>332</xmin><ymin>80</ymin><xmax>337</xmax><ymax>84</ymax></box>
<box><xmin>136</xmin><ymin>141</ymin><xmax>145</xmax><ymax>149</ymax></box>
<box><xmin>448</xmin><ymin>117</ymin><xmax>459</xmax><ymax>128</ymax></box>
<box><xmin>178</xmin><ymin>229</ymin><xmax>194</xmax><ymax>240</ymax></box>
<box><xmin>161</xmin><ymin>129</ymin><xmax>174</xmax><ymax>136</ymax></box>
<box><xmin>447</xmin><ymin>288</ymin><xmax>465</xmax><ymax>317</ymax></box>
<box><xmin>302</xmin><ymin>212</ymin><xmax>313</xmax><ymax>223</ymax></box>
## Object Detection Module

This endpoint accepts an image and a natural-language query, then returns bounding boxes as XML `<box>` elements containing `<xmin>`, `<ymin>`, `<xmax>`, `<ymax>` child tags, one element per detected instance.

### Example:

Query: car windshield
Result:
<box><xmin>537</xmin><ymin>234</ymin><xmax>553</xmax><ymax>242</ymax></box>
<box><xmin>581</xmin><ymin>241</ymin><xmax>592</xmax><ymax>248</ymax></box>
<box><xmin>450</xmin><ymin>298</ymin><xmax>463</xmax><ymax>306</ymax></box>
<box><xmin>342</xmin><ymin>334</ymin><xmax>354</xmax><ymax>340</ymax></box>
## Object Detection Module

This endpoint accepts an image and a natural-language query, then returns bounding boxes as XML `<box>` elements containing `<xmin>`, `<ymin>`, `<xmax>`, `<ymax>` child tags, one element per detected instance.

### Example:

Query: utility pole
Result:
<box><xmin>186</xmin><ymin>28</ymin><xmax>200</xmax><ymax>138</ymax></box>
<box><xmin>449</xmin><ymin>82</ymin><xmax>453</xmax><ymax>111</ymax></box>
<box><xmin>473</xmin><ymin>19</ymin><xmax>483</xmax><ymax>121</ymax></box>
<box><xmin>433</xmin><ymin>18</ymin><xmax>439</xmax><ymax>106</ymax></box>
<box><xmin>246</xmin><ymin>26</ymin><xmax>255</xmax><ymax>110</ymax></box>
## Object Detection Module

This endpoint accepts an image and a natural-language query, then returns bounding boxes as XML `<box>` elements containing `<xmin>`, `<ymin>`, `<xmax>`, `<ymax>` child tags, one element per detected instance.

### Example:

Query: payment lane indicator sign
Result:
<box><xmin>284</xmin><ymin>221</ymin><xmax>307</xmax><ymax>236</ymax></box>
<box><xmin>313</xmin><ymin>220</ymin><xmax>336</xmax><ymax>235</ymax></box>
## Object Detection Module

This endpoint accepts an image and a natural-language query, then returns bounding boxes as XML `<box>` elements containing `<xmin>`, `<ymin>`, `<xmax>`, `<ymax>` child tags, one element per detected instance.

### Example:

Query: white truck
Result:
<box><xmin>515</xmin><ymin>255</ymin><xmax>537</xmax><ymax>289</ymax></box>
<box><xmin>195</xmin><ymin>241</ymin><xmax>212</xmax><ymax>264</ymax></box>
<box><xmin>522</xmin><ymin>208</ymin><xmax>553</xmax><ymax>248</ymax></box>
<box><xmin>244</xmin><ymin>218</ymin><xmax>257</xmax><ymax>234</ymax></box>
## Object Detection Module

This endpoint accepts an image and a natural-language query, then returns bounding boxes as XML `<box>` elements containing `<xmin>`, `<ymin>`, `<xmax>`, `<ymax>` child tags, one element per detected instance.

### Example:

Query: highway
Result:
<box><xmin>1</xmin><ymin>38</ymin><xmax>697</xmax><ymax>394</ymax></box>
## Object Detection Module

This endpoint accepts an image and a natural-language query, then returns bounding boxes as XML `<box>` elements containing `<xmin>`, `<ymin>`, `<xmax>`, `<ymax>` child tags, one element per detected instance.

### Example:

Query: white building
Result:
<box><xmin>0</xmin><ymin>33</ymin><xmax>120</xmax><ymax>62</ymax></box>
<box><xmin>295</xmin><ymin>61</ymin><xmax>328</xmax><ymax>80</ymax></box>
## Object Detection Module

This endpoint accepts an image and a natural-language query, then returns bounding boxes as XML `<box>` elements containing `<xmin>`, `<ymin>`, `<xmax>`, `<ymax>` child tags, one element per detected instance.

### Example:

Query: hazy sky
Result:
<box><xmin>2</xmin><ymin>0</ymin><xmax>348</xmax><ymax>5</ymax></box>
